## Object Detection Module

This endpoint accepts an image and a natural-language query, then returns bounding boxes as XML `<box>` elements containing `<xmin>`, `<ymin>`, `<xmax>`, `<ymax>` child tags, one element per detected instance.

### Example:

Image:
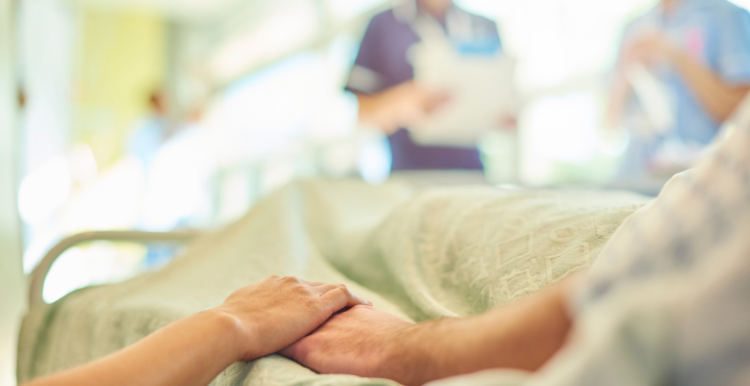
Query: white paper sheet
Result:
<box><xmin>408</xmin><ymin>41</ymin><xmax>516</xmax><ymax>147</ymax></box>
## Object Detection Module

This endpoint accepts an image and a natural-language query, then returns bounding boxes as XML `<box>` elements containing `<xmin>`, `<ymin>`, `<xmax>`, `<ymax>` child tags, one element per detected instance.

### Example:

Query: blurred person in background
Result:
<box><xmin>346</xmin><ymin>0</ymin><xmax>505</xmax><ymax>171</ymax></box>
<box><xmin>606</xmin><ymin>0</ymin><xmax>750</xmax><ymax>180</ymax></box>
<box><xmin>127</xmin><ymin>89</ymin><xmax>171</xmax><ymax>171</ymax></box>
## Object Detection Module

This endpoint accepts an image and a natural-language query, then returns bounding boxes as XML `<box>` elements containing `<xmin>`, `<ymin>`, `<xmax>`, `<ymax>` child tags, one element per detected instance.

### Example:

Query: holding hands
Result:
<box><xmin>214</xmin><ymin>275</ymin><xmax>372</xmax><ymax>362</ymax></box>
<box><xmin>23</xmin><ymin>275</ymin><xmax>573</xmax><ymax>386</ymax></box>
<box><xmin>281</xmin><ymin>305</ymin><xmax>414</xmax><ymax>381</ymax></box>
<box><xmin>23</xmin><ymin>276</ymin><xmax>372</xmax><ymax>386</ymax></box>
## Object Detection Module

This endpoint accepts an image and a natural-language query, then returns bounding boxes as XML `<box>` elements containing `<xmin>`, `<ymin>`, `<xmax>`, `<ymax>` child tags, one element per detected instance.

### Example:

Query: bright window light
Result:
<box><xmin>524</xmin><ymin>93</ymin><xmax>599</xmax><ymax>163</ymax></box>
<box><xmin>59</xmin><ymin>157</ymin><xmax>145</xmax><ymax>232</ymax></box>
<box><xmin>67</xmin><ymin>143</ymin><xmax>99</xmax><ymax>185</ymax></box>
<box><xmin>18</xmin><ymin>156</ymin><xmax>72</xmax><ymax>225</ymax></box>
<box><xmin>205</xmin><ymin>52</ymin><xmax>358</xmax><ymax>166</ymax></box>
<box><xmin>41</xmin><ymin>242</ymin><xmax>147</xmax><ymax>303</ymax></box>
<box><xmin>141</xmin><ymin>127</ymin><xmax>217</xmax><ymax>230</ymax></box>
<box><xmin>43</xmin><ymin>247</ymin><xmax>91</xmax><ymax>304</ymax></box>
<box><xmin>728</xmin><ymin>0</ymin><xmax>750</xmax><ymax>10</ymax></box>
<box><xmin>23</xmin><ymin>231</ymin><xmax>61</xmax><ymax>274</ymax></box>
<box><xmin>210</xmin><ymin>0</ymin><xmax>320</xmax><ymax>82</ymax></box>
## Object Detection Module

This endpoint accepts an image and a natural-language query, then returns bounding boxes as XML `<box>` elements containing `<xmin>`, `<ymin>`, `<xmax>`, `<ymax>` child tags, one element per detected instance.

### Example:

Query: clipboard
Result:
<box><xmin>408</xmin><ymin>39</ymin><xmax>516</xmax><ymax>147</ymax></box>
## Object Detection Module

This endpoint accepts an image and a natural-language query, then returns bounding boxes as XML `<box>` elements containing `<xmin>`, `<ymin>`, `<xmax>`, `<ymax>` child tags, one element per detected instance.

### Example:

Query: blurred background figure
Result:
<box><xmin>348</xmin><ymin>0</ymin><xmax>507</xmax><ymax>171</ymax></box>
<box><xmin>127</xmin><ymin>89</ymin><xmax>170</xmax><ymax>171</ymax></box>
<box><xmin>606</xmin><ymin>0</ymin><xmax>750</xmax><ymax>180</ymax></box>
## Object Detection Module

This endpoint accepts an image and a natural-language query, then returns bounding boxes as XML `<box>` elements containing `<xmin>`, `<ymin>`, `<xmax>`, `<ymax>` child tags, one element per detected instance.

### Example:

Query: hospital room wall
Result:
<box><xmin>0</xmin><ymin>0</ymin><xmax>25</xmax><ymax>385</ymax></box>
<box><xmin>74</xmin><ymin>8</ymin><xmax>167</xmax><ymax>168</ymax></box>
<box><xmin>15</xmin><ymin>7</ymin><xmax>171</xmax><ymax>296</ymax></box>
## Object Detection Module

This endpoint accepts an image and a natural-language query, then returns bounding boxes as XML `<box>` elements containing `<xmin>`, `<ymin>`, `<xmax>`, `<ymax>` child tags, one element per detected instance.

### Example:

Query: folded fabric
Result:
<box><xmin>18</xmin><ymin>180</ymin><xmax>646</xmax><ymax>385</ymax></box>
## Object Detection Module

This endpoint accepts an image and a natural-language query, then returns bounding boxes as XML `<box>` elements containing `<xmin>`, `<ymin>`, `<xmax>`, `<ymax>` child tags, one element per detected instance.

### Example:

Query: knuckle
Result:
<box><xmin>335</xmin><ymin>284</ymin><xmax>349</xmax><ymax>294</ymax></box>
<box><xmin>297</xmin><ymin>285</ymin><xmax>314</xmax><ymax>295</ymax></box>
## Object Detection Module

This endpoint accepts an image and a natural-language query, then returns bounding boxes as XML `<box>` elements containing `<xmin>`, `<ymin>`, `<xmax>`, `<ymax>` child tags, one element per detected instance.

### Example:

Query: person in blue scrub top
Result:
<box><xmin>607</xmin><ymin>0</ymin><xmax>750</xmax><ymax>178</ymax></box>
<box><xmin>346</xmin><ymin>0</ymin><xmax>503</xmax><ymax>171</ymax></box>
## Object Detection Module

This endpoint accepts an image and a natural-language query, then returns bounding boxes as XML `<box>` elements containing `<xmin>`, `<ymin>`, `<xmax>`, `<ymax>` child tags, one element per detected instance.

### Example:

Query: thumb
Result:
<box><xmin>319</xmin><ymin>287</ymin><xmax>372</xmax><ymax>315</ymax></box>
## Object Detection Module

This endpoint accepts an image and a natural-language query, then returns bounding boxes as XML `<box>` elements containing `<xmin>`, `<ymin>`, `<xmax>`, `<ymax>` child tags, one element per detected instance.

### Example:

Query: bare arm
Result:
<box><xmin>384</xmin><ymin>281</ymin><xmax>573</xmax><ymax>385</ymax></box>
<box><xmin>667</xmin><ymin>46</ymin><xmax>750</xmax><ymax>122</ymax></box>
<box><xmin>617</xmin><ymin>32</ymin><xmax>750</xmax><ymax>124</ymax></box>
<box><xmin>24</xmin><ymin>276</ymin><xmax>370</xmax><ymax>386</ymax></box>
<box><xmin>282</xmin><ymin>280</ymin><xmax>576</xmax><ymax>386</ymax></box>
<box><xmin>24</xmin><ymin>310</ymin><xmax>243</xmax><ymax>386</ymax></box>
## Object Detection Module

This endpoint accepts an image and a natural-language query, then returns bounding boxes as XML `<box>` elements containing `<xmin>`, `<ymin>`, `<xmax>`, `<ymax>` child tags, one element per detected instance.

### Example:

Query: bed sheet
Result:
<box><xmin>17</xmin><ymin>179</ymin><xmax>649</xmax><ymax>385</ymax></box>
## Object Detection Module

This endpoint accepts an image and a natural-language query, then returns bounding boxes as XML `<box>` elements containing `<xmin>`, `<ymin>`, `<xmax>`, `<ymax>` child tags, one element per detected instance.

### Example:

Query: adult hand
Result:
<box><xmin>280</xmin><ymin>305</ymin><xmax>413</xmax><ymax>380</ymax></box>
<box><xmin>283</xmin><ymin>281</ymin><xmax>576</xmax><ymax>386</ymax></box>
<box><xmin>358</xmin><ymin>81</ymin><xmax>450</xmax><ymax>134</ymax></box>
<box><xmin>213</xmin><ymin>276</ymin><xmax>372</xmax><ymax>362</ymax></box>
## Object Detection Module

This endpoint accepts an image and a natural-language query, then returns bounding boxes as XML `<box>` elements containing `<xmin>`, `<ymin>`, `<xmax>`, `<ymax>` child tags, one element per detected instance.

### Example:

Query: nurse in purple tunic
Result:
<box><xmin>345</xmin><ymin>0</ymin><xmax>503</xmax><ymax>171</ymax></box>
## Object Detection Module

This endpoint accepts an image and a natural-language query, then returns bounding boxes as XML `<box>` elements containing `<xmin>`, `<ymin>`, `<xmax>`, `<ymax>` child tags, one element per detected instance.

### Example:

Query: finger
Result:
<box><xmin>312</xmin><ymin>283</ymin><xmax>347</xmax><ymax>296</ymax></box>
<box><xmin>300</xmin><ymin>279</ymin><xmax>327</xmax><ymax>287</ymax></box>
<box><xmin>319</xmin><ymin>286</ymin><xmax>372</xmax><ymax>315</ymax></box>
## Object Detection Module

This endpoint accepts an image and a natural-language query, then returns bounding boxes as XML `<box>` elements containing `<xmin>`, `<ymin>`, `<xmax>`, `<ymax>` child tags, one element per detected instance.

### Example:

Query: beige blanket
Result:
<box><xmin>18</xmin><ymin>179</ymin><xmax>649</xmax><ymax>385</ymax></box>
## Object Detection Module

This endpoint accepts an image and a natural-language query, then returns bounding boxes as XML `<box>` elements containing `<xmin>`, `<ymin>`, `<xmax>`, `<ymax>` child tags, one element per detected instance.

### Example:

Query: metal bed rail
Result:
<box><xmin>29</xmin><ymin>230</ymin><xmax>203</xmax><ymax>308</ymax></box>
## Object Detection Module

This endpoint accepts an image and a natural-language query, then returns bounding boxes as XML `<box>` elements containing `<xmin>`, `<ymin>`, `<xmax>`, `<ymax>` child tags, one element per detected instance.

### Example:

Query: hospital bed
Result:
<box><xmin>18</xmin><ymin>178</ymin><xmax>650</xmax><ymax>386</ymax></box>
<box><xmin>28</xmin><ymin>230</ymin><xmax>202</xmax><ymax>310</ymax></box>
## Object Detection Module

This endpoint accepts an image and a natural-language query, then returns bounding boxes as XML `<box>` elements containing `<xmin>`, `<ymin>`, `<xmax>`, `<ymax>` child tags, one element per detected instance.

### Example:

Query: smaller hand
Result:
<box><xmin>280</xmin><ymin>305</ymin><xmax>413</xmax><ymax>379</ymax></box>
<box><xmin>213</xmin><ymin>276</ymin><xmax>371</xmax><ymax>362</ymax></box>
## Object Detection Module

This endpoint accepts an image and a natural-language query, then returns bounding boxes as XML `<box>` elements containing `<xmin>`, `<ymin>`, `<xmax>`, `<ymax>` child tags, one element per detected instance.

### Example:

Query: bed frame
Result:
<box><xmin>29</xmin><ymin>230</ymin><xmax>202</xmax><ymax>308</ymax></box>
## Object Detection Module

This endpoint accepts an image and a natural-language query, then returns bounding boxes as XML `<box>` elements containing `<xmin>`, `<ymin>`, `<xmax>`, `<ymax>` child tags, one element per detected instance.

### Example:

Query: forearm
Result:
<box><xmin>25</xmin><ymin>310</ymin><xmax>244</xmax><ymax>386</ymax></box>
<box><xmin>24</xmin><ymin>277</ymin><xmax>370</xmax><ymax>386</ymax></box>
<box><xmin>382</xmin><ymin>283</ymin><xmax>573</xmax><ymax>386</ymax></box>
<box><xmin>669</xmin><ymin>48</ymin><xmax>750</xmax><ymax>122</ymax></box>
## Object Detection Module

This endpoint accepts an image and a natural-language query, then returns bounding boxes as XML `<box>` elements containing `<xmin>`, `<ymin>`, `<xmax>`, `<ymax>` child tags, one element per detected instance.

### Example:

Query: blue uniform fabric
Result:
<box><xmin>619</xmin><ymin>0</ymin><xmax>750</xmax><ymax>175</ymax></box>
<box><xmin>346</xmin><ymin>4</ymin><xmax>502</xmax><ymax>171</ymax></box>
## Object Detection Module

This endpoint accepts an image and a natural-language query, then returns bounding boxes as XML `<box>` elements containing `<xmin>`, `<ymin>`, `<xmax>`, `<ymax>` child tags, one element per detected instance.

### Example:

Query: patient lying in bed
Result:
<box><xmin>281</xmin><ymin>107</ymin><xmax>750</xmax><ymax>386</ymax></box>
<box><xmin>21</xmin><ymin>102</ymin><xmax>750</xmax><ymax>386</ymax></box>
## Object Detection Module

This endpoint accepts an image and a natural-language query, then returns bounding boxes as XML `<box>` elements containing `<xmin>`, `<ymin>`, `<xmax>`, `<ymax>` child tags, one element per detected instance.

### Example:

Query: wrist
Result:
<box><xmin>376</xmin><ymin>321</ymin><xmax>453</xmax><ymax>386</ymax></box>
<box><xmin>374</xmin><ymin>325</ymin><xmax>419</xmax><ymax>384</ymax></box>
<box><xmin>201</xmin><ymin>308</ymin><xmax>250</xmax><ymax>362</ymax></box>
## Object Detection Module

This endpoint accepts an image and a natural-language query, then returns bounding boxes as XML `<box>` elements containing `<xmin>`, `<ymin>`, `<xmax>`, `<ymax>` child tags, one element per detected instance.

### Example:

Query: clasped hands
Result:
<box><xmin>213</xmin><ymin>276</ymin><xmax>415</xmax><ymax>381</ymax></box>
<box><xmin>25</xmin><ymin>274</ymin><xmax>568</xmax><ymax>386</ymax></box>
